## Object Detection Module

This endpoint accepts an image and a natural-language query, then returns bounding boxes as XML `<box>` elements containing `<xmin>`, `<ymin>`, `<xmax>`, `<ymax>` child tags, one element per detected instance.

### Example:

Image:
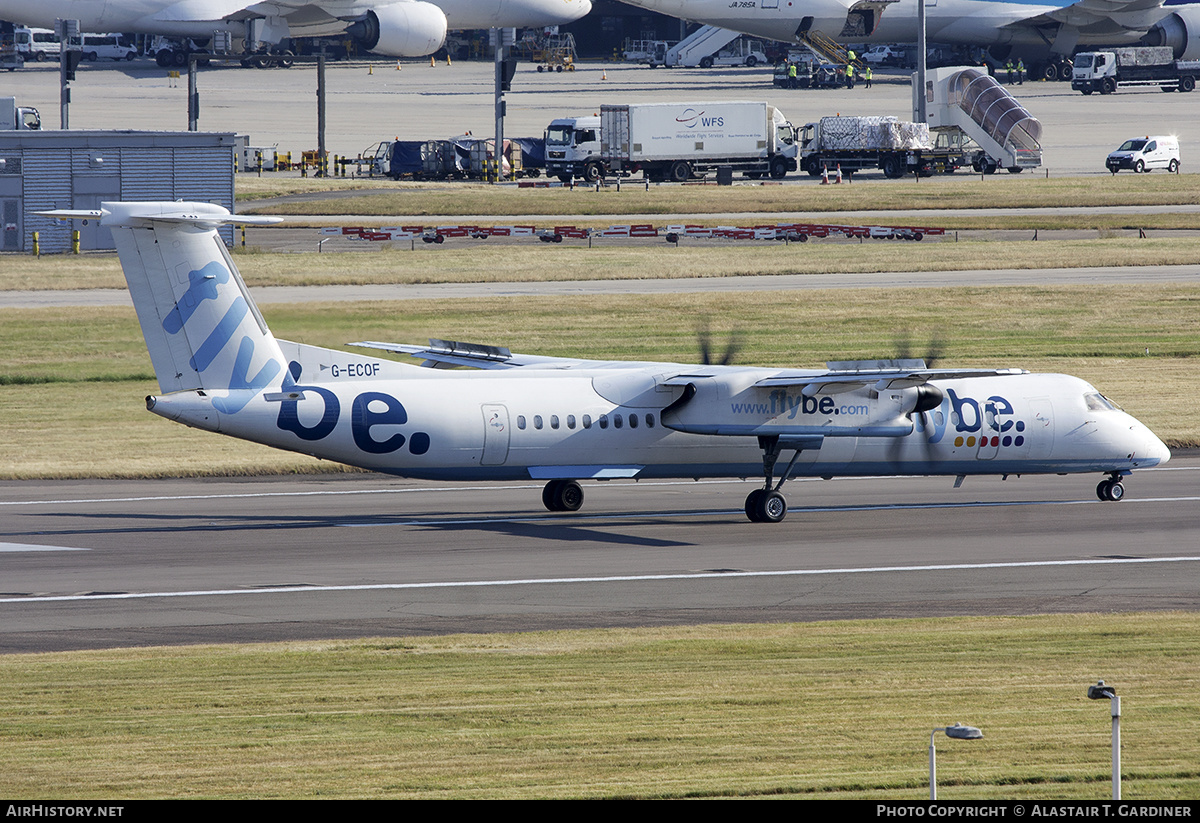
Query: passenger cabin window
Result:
<box><xmin>534</xmin><ymin>415</ymin><xmax>543</xmax><ymax>430</ymax></box>
<box><xmin>567</xmin><ymin>415</ymin><xmax>576</xmax><ymax>429</ymax></box>
<box><xmin>550</xmin><ymin>415</ymin><xmax>560</xmax><ymax>429</ymax></box>
<box><xmin>517</xmin><ymin>415</ymin><xmax>526</xmax><ymax>430</ymax></box>
<box><xmin>598</xmin><ymin>414</ymin><xmax>608</xmax><ymax>429</ymax></box>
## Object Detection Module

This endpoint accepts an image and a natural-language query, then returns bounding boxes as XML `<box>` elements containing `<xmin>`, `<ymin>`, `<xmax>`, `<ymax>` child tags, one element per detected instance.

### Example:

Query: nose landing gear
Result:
<box><xmin>1096</xmin><ymin>472</ymin><xmax>1127</xmax><ymax>501</ymax></box>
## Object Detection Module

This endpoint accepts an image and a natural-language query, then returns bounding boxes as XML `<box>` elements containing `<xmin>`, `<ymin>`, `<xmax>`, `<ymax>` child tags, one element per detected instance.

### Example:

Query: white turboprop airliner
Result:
<box><xmin>0</xmin><ymin>0</ymin><xmax>592</xmax><ymax>61</ymax></box>
<box><xmin>617</xmin><ymin>0</ymin><xmax>1200</xmax><ymax>81</ymax></box>
<box><xmin>42</xmin><ymin>202</ymin><xmax>1170</xmax><ymax>522</ymax></box>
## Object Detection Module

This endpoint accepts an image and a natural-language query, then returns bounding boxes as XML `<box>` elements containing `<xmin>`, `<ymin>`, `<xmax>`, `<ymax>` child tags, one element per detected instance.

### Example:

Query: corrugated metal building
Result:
<box><xmin>0</xmin><ymin>130</ymin><xmax>236</xmax><ymax>253</ymax></box>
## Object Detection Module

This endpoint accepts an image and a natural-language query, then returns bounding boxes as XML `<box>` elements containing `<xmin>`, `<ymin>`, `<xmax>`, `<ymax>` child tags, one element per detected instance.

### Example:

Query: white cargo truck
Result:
<box><xmin>545</xmin><ymin>115</ymin><xmax>602</xmax><ymax>182</ymax></box>
<box><xmin>599</xmin><ymin>101</ymin><xmax>798</xmax><ymax>182</ymax></box>
<box><xmin>0</xmin><ymin>97</ymin><xmax>41</xmax><ymax>130</ymax></box>
<box><xmin>1072</xmin><ymin>47</ymin><xmax>1200</xmax><ymax>94</ymax></box>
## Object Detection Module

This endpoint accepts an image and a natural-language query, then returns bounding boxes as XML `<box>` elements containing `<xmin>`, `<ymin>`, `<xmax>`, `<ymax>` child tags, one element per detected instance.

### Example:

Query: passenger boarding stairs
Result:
<box><xmin>798</xmin><ymin>30</ymin><xmax>864</xmax><ymax>71</ymax></box>
<box><xmin>665</xmin><ymin>25</ymin><xmax>740</xmax><ymax>67</ymax></box>
<box><xmin>921</xmin><ymin>66</ymin><xmax>1043</xmax><ymax>172</ymax></box>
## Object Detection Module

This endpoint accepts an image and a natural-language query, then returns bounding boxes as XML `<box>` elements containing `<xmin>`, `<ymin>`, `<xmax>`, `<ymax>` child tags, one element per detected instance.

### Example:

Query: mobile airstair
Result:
<box><xmin>921</xmin><ymin>66</ymin><xmax>1043</xmax><ymax>173</ymax></box>
<box><xmin>664</xmin><ymin>25</ymin><xmax>740</xmax><ymax>68</ymax></box>
<box><xmin>798</xmin><ymin>29</ymin><xmax>864</xmax><ymax>71</ymax></box>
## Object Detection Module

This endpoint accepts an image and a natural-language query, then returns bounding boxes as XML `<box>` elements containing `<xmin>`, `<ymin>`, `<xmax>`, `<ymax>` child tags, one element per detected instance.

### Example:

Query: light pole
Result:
<box><xmin>1088</xmin><ymin>680</ymin><xmax>1121</xmax><ymax>800</ymax></box>
<box><xmin>929</xmin><ymin>722</ymin><xmax>983</xmax><ymax>800</ymax></box>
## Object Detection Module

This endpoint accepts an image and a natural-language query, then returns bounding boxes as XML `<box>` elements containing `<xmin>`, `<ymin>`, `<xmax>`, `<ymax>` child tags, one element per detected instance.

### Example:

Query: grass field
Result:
<box><xmin>7</xmin><ymin>236</ymin><xmax>1200</xmax><ymax>291</ymax></box>
<box><xmin>1</xmin><ymin>614</ymin><xmax>1196</xmax><ymax>799</ymax></box>
<box><xmin>235</xmin><ymin>171</ymin><xmax>1200</xmax><ymax>217</ymax></box>
<box><xmin>2</xmin><ymin>284</ymin><xmax>1197</xmax><ymax>478</ymax></box>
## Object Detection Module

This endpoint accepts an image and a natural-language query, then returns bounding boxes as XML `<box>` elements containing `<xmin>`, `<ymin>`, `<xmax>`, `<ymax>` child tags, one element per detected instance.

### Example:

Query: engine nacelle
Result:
<box><xmin>1144</xmin><ymin>8</ymin><xmax>1200</xmax><ymax>60</ymax></box>
<box><xmin>347</xmin><ymin>3</ymin><xmax>447</xmax><ymax>57</ymax></box>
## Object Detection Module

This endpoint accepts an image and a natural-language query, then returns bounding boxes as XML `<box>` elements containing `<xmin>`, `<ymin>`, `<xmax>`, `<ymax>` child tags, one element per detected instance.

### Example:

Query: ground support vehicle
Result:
<box><xmin>924</xmin><ymin>66</ymin><xmax>1043</xmax><ymax>174</ymax></box>
<box><xmin>1072</xmin><ymin>47</ymin><xmax>1200</xmax><ymax>94</ymax></box>
<box><xmin>0</xmin><ymin>37</ymin><xmax>21</xmax><ymax>71</ymax></box>
<box><xmin>545</xmin><ymin>115</ymin><xmax>603</xmax><ymax>182</ymax></box>
<box><xmin>599</xmin><ymin>101</ymin><xmax>799</xmax><ymax>182</ymax></box>
<box><xmin>773</xmin><ymin>54</ymin><xmax>844</xmax><ymax>89</ymax></box>
<box><xmin>1105</xmin><ymin>136</ymin><xmax>1180</xmax><ymax>173</ymax></box>
<box><xmin>0</xmin><ymin>97</ymin><xmax>41</xmax><ymax>130</ymax></box>
<box><xmin>799</xmin><ymin>116</ymin><xmax>963</xmax><ymax>178</ymax></box>
<box><xmin>12</xmin><ymin>28</ymin><xmax>60</xmax><ymax>62</ymax></box>
<box><xmin>81</xmin><ymin>34</ymin><xmax>137</xmax><ymax>61</ymax></box>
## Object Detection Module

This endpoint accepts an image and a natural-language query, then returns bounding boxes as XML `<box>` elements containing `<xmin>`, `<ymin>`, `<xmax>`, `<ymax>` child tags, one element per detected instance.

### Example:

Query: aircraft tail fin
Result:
<box><xmin>45</xmin><ymin>202</ymin><xmax>287</xmax><ymax>399</ymax></box>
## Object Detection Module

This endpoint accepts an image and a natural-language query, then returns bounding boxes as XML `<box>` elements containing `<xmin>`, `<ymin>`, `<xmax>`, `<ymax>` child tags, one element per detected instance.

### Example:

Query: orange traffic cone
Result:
<box><xmin>820</xmin><ymin>165</ymin><xmax>829</xmax><ymax>185</ymax></box>
<box><xmin>835</xmin><ymin>164</ymin><xmax>843</xmax><ymax>184</ymax></box>
<box><xmin>446</xmin><ymin>55</ymin><xmax>451</xmax><ymax>66</ymax></box>
<box><xmin>602</xmin><ymin>69</ymin><xmax>607</xmax><ymax>80</ymax></box>
<box><xmin>368</xmin><ymin>64</ymin><xmax>373</xmax><ymax>75</ymax></box>
<box><xmin>396</xmin><ymin>61</ymin><xmax>402</xmax><ymax>71</ymax></box>
<box><xmin>430</xmin><ymin>56</ymin><xmax>435</xmax><ymax>67</ymax></box>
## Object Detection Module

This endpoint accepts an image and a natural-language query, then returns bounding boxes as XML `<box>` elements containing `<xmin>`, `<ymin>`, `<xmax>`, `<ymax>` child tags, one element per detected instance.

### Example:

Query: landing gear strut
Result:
<box><xmin>744</xmin><ymin>435</ymin><xmax>804</xmax><ymax>523</ymax></box>
<box><xmin>1096</xmin><ymin>473</ymin><xmax>1126</xmax><ymax>502</ymax></box>
<box><xmin>542</xmin><ymin>479</ymin><xmax>584</xmax><ymax>512</ymax></box>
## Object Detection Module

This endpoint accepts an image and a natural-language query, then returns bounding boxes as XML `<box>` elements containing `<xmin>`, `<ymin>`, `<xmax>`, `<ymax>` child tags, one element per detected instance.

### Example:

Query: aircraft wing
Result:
<box><xmin>1012</xmin><ymin>0</ymin><xmax>1169</xmax><ymax>36</ymax></box>
<box><xmin>145</xmin><ymin>0</ymin><xmax>259</xmax><ymax>22</ymax></box>
<box><xmin>352</xmin><ymin>339</ymin><xmax>615</xmax><ymax>370</ymax></box>
<box><xmin>750</xmin><ymin>364</ymin><xmax>1028</xmax><ymax>392</ymax></box>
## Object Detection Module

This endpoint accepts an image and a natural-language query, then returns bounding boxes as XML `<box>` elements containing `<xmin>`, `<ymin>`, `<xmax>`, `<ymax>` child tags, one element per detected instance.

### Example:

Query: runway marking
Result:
<box><xmin>1</xmin><ymin>467</ymin><xmax>1194</xmax><ymax>508</ymax></box>
<box><xmin>0</xmin><ymin>542</ymin><xmax>89</xmax><ymax>553</ymax></box>
<box><xmin>338</xmin><ymin>495</ymin><xmax>1200</xmax><ymax>527</ymax></box>
<box><xmin>0</xmin><ymin>480</ymin><xmax>734</xmax><ymax>507</ymax></box>
<box><xmin>2</xmin><ymin>556</ymin><xmax>1198</xmax><ymax>605</ymax></box>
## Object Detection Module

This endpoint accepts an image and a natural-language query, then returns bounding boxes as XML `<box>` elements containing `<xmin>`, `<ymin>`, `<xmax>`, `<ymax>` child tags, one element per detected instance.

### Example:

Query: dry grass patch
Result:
<box><xmin>0</xmin><ymin>614</ymin><xmax>1197</xmax><ymax>798</ymax></box>
<box><xmin>7</xmin><ymin>237</ymin><xmax>1200</xmax><ymax>292</ymax></box>
<box><xmin>241</xmin><ymin>173</ymin><xmax>1200</xmax><ymax>217</ymax></box>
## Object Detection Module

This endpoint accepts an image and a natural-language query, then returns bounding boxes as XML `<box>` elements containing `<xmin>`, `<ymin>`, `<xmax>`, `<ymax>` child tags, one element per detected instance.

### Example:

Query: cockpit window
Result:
<box><xmin>1084</xmin><ymin>392</ymin><xmax>1121</xmax><ymax>411</ymax></box>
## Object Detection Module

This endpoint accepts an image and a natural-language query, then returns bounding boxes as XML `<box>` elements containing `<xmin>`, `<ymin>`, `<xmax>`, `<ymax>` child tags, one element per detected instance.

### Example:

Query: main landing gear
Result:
<box><xmin>542</xmin><ymin>479</ymin><xmax>584</xmax><ymax>512</ymax></box>
<box><xmin>745</xmin><ymin>435</ymin><xmax>804</xmax><ymax>523</ymax></box>
<box><xmin>1096</xmin><ymin>473</ymin><xmax>1126</xmax><ymax>502</ymax></box>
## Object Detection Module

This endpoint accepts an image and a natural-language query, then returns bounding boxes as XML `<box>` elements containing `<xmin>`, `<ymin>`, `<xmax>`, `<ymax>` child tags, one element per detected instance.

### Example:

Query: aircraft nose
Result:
<box><xmin>1127</xmin><ymin>423</ymin><xmax>1171</xmax><ymax>467</ymax></box>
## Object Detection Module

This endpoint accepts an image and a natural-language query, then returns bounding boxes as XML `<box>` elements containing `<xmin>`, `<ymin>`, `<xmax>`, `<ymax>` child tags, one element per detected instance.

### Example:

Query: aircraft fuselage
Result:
<box><xmin>148</xmin><ymin>353</ymin><xmax>1169</xmax><ymax>484</ymax></box>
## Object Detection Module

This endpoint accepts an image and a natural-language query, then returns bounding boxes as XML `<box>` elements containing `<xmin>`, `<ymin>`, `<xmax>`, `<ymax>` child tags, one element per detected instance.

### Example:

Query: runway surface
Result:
<box><xmin>4</xmin><ymin>264</ymin><xmax>1199</xmax><ymax>309</ymax></box>
<box><xmin>2</xmin><ymin>459</ymin><xmax>1197</xmax><ymax>653</ymax></box>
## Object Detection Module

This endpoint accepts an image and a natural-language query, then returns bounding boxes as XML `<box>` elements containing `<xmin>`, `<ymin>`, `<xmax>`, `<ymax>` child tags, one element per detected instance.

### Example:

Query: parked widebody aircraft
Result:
<box><xmin>617</xmin><ymin>0</ymin><xmax>1200</xmax><ymax>81</ymax></box>
<box><xmin>0</xmin><ymin>0</ymin><xmax>592</xmax><ymax>64</ymax></box>
<box><xmin>42</xmin><ymin>202</ymin><xmax>1170</xmax><ymax>523</ymax></box>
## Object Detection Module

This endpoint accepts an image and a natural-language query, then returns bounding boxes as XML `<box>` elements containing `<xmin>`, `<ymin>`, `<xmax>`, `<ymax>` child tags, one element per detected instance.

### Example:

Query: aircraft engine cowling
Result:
<box><xmin>1144</xmin><ymin>9</ymin><xmax>1200</xmax><ymax>60</ymax></box>
<box><xmin>346</xmin><ymin>3</ymin><xmax>448</xmax><ymax>57</ymax></box>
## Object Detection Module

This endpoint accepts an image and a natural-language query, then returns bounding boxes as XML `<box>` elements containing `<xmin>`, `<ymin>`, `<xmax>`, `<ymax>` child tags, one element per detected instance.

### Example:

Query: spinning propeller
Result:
<box><xmin>698</xmin><ymin>321</ymin><xmax>742</xmax><ymax>367</ymax></box>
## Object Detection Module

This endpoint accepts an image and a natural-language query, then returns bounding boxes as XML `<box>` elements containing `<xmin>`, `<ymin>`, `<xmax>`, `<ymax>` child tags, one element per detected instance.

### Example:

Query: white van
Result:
<box><xmin>81</xmin><ymin>34</ymin><xmax>137</xmax><ymax>61</ymax></box>
<box><xmin>13</xmin><ymin>28</ymin><xmax>61</xmax><ymax>62</ymax></box>
<box><xmin>1106</xmin><ymin>135</ymin><xmax>1180</xmax><ymax>173</ymax></box>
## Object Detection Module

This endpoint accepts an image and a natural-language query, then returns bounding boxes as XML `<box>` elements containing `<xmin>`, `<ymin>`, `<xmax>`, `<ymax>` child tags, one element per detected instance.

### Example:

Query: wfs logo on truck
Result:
<box><xmin>675</xmin><ymin>108</ymin><xmax>724</xmax><ymax>129</ymax></box>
